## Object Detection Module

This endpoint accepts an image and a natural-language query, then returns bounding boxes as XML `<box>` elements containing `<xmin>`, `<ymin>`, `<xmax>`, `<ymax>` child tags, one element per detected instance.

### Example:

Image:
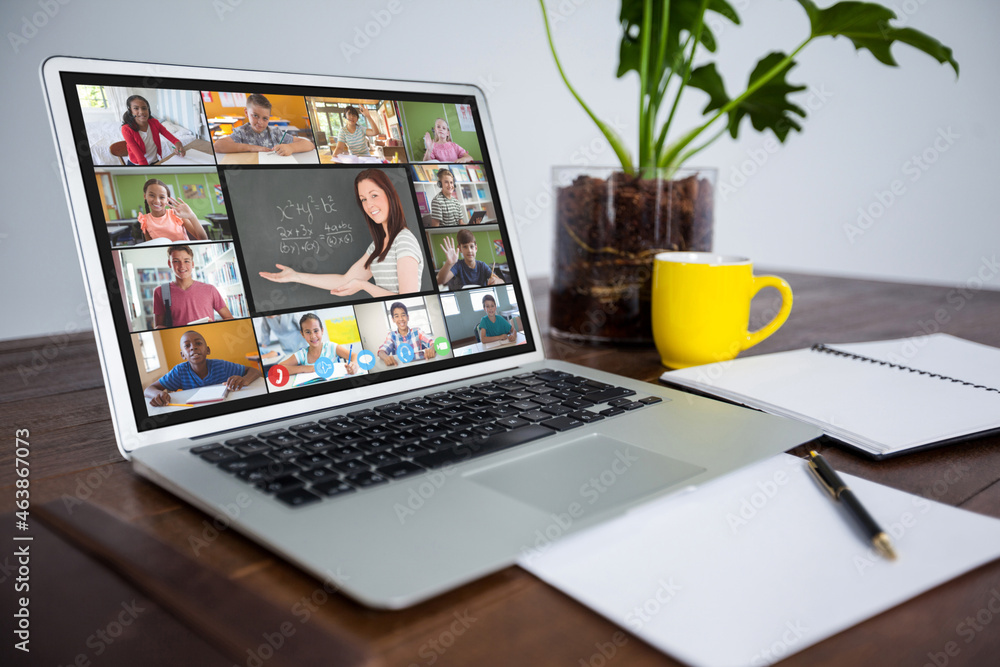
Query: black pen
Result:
<box><xmin>807</xmin><ymin>450</ymin><xmax>897</xmax><ymax>560</ymax></box>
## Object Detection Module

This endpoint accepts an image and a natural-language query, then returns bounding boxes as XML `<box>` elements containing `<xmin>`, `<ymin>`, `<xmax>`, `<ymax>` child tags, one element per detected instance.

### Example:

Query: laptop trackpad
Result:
<box><xmin>467</xmin><ymin>434</ymin><xmax>705</xmax><ymax>518</ymax></box>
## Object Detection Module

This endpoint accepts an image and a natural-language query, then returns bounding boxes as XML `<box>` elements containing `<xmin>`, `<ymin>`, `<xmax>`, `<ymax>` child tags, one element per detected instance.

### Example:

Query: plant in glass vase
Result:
<box><xmin>540</xmin><ymin>0</ymin><xmax>958</xmax><ymax>343</ymax></box>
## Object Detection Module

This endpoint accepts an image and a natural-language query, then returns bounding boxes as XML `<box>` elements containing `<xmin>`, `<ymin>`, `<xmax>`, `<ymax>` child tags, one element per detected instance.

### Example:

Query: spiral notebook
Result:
<box><xmin>660</xmin><ymin>334</ymin><xmax>1000</xmax><ymax>458</ymax></box>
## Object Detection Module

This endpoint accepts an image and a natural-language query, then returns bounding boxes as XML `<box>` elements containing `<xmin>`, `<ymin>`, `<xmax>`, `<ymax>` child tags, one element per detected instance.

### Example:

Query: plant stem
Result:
<box><xmin>538</xmin><ymin>0</ymin><xmax>635</xmax><ymax>172</ymax></box>
<box><xmin>659</xmin><ymin>37</ymin><xmax>811</xmax><ymax>171</ymax></box>
<box><xmin>639</xmin><ymin>0</ymin><xmax>653</xmax><ymax>168</ymax></box>
<box><xmin>676</xmin><ymin>125</ymin><xmax>728</xmax><ymax>166</ymax></box>
<box><xmin>657</xmin><ymin>0</ymin><xmax>708</xmax><ymax>163</ymax></box>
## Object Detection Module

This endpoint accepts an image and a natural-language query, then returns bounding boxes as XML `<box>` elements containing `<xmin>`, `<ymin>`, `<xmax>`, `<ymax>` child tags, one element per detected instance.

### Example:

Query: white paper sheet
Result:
<box><xmin>518</xmin><ymin>454</ymin><xmax>1000</xmax><ymax>667</ymax></box>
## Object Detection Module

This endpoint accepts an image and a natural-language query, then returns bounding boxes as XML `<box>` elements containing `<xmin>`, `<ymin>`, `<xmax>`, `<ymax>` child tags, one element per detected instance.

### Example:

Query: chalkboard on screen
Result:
<box><xmin>224</xmin><ymin>166</ymin><xmax>431</xmax><ymax>313</ymax></box>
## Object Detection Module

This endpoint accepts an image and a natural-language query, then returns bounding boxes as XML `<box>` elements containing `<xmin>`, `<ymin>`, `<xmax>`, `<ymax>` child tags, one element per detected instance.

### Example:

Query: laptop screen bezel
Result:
<box><xmin>41</xmin><ymin>56</ymin><xmax>546</xmax><ymax>455</ymax></box>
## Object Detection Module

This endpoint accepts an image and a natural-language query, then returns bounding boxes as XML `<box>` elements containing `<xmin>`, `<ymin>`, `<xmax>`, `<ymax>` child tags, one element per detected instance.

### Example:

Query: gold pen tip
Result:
<box><xmin>809</xmin><ymin>450</ymin><xmax>819</xmax><ymax>458</ymax></box>
<box><xmin>873</xmin><ymin>533</ymin><xmax>897</xmax><ymax>561</ymax></box>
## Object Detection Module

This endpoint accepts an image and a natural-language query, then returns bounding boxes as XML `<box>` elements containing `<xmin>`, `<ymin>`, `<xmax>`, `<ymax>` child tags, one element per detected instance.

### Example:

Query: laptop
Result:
<box><xmin>41</xmin><ymin>57</ymin><xmax>819</xmax><ymax>609</ymax></box>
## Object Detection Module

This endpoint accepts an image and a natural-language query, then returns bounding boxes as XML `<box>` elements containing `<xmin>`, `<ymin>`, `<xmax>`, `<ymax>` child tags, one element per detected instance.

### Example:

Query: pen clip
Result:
<box><xmin>807</xmin><ymin>459</ymin><xmax>838</xmax><ymax>499</ymax></box>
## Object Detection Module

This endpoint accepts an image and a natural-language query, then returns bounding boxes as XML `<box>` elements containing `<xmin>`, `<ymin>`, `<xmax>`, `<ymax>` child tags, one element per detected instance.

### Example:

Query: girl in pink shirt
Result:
<box><xmin>138</xmin><ymin>179</ymin><xmax>207</xmax><ymax>242</ymax></box>
<box><xmin>422</xmin><ymin>118</ymin><xmax>474</xmax><ymax>163</ymax></box>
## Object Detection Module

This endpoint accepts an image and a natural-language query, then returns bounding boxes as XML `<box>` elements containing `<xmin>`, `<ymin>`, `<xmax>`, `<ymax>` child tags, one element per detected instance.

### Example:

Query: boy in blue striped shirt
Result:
<box><xmin>144</xmin><ymin>330</ymin><xmax>261</xmax><ymax>407</ymax></box>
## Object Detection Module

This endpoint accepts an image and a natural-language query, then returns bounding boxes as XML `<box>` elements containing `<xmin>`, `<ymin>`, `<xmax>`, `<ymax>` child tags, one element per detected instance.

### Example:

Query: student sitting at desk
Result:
<box><xmin>422</xmin><ymin>118</ymin><xmax>473</xmax><ymax>163</ymax></box>
<box><xmin>212</xmin><ymin>94</ymin><xmax>315</xmax><ymax>156</ymax></box>
<box><xmin>332</xmin><ymin>105</ymin><xmax>379</xmax><ymax>157</ymax></box>
<box><xmin>120</xmin><ymin>94</ymin><xmax>185</xmax><ymax>166</ymax></box>
<box><xmin>278</xmin><ymin>313</ymin><xmax>359</xmax><ymax>376</ymax></box>
<box><xmin>143</xmin><ymin>330</ymin><xmax>261</xmax><ymax>407</ymax></box>
<box><xmin>478</xmin><ymin>294</ymin><xmax>517</xmax><ymax>344</ymax></box>
<box><xmin>153</xmin><ymin>245</ymin><xmax>234</xmax><ymax>328</ymax></box>
<box><xmin>436</xmin><ymin>229</ymin><xmax>503</xmax><ymax>288</ymax></box>
<box><xmin>378</xmin><ymin>302</ymin><xmax>437</xmax><ymax>367</ymax></box>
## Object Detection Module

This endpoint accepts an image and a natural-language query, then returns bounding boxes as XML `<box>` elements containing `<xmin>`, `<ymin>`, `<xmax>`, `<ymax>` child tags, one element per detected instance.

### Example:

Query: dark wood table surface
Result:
<box><xmin>2</xmin><ymin>273</ymin><xmax>999</xmax><ymax>666</ymax></box>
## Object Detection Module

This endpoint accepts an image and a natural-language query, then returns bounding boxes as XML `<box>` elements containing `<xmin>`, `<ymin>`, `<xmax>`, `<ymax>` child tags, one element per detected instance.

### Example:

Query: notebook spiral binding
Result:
<box><xmin>810</xmin><ymin>344</ymin><xmax>1000</xmax><ymax>394</ymax></box>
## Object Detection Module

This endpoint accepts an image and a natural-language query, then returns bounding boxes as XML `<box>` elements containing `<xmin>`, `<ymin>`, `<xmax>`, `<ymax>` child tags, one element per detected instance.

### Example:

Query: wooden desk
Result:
<box><xmin>218</xmin><ymin>149</ymin><xmax>320</xmax><ymax>165</ymax></box>
<box><xmin>2</xmin><ymin>273</ymin><xmax>1000</xmax><ymax>666</ymax></box>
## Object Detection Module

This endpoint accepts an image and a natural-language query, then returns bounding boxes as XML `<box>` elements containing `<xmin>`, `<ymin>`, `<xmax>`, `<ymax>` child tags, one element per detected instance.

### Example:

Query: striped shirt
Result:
<box><xmin>379</xmin><ymin>327</ymin><xmax>434</xmax><ymax>357</ymax></box>
<box><xmin>430</xmin><ymin>193</ymin><xmax>465</xmax><ymax>226</ymax></box>
<box><xmin>157</xmin><ymin>359</ymin><xmax>248</xmax><ymax>391</ymax></box>
<box><xmin>365</xmin><ymin>228</ymin><xmax>423</xmax><ymax>293</ymax></box>
<box><xmin>336</xmin><ymin>125</ymin><xmax>371</xmax><ymax>156</ymax></box>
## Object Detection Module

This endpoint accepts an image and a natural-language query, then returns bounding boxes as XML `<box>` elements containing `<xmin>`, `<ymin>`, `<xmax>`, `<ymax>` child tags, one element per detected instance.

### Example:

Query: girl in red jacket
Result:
<box><xmin>120</xmin><ymin>95</ymin><xmax>186</xmax><ymax>165</ymax></box>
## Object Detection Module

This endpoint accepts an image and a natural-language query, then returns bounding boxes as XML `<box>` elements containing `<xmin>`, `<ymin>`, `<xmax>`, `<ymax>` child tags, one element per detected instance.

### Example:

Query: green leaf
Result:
<box><xmin>617</xmin><ymin>0</ymin><xmax>740</xmax><ymax>81</ymax></box>
<box><xmin>794</xmin><ymin>0</ymin><xmax>958</xmax><ymax>75</ymax></box>
<box><xmin>691</xmin><ymin>54</ymin><xmax>808</xmax><ymax>141</ymax></box>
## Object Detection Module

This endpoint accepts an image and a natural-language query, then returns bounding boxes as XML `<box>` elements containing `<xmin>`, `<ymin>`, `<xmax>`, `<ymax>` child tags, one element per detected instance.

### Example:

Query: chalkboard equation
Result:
<box><xmin>274</xmin><ymin>195</ymin><xmax>353</xmax><ymax>255</ymax></box>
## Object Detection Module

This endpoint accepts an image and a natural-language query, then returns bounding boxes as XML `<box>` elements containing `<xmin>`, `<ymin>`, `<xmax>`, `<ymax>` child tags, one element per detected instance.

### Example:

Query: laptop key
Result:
<box><xmin>357</xmin><ymin>440</ymin><xmax>393</xmax><ymax>454</ymax></box>
<box><xmin>199</xmin><ymin>448</ymin><xmax>239</xmax><ymax>463</ymax></box>
<box><xmin>258</xmin><ymin>429</ymin><xmax>289</xmax><ymax>439</ymax></box>
<box><xmin>393</xmin><ymin>443</ymin><xmax>430</xmax><ymax>457</ymax></box>
<box><xmin>569</xmin><ymin>410</ymin><xmax>605</xmax><ymax>423</ymax></box>
<box><xmin>363</xmin><ymin>452</ymin><xmax>401</xmax><ymax>467</ymax></box>
<box><xmin>620</xmin><ymin>401</ymin><xmax>644</xmax><ymax>411</ymax></box>
<box><xmin>639</xmin><ymin>396</ymin><xmax>664</xmax><ymax>405</ymax></box>
<box><xmin>288</xmin><ymin>421</ymin><xmax>320</xmax><ymax>432</ymax></box>
<box><xmin>235</xmin><ymin>442</ymin><xmax>270</xmax><ymax>455</ymax></box>
<box><xmin>600</xmin><ymin>407</ymin><xmax>626</xmax><ymax>417</ymax></box>
<box><xmin>347</xmin><ymin>470</ymin><xmax>389</xmax><ymax>488</ymax></box>
<box><xmin>327</xmin><ymin>445</ymin><xmax>365</xmax><ymax>461</ymax></box>
<box><xmin>562</xmin><ymin>398</ymin><xmax>595</xmax><ymax>410</ymax></box>
<box><xmin>318</xmin><ymin>418</ymin><xmax>358</xmax><ymax>435</ymax></box>
<box><xmin>312</xmin><ymin>480</ymin><xmax>357</xmax><ymax>498</ymax></box>
<box><xmin>475</xmin><ymin>423</ymin><xmax>508</xmax><ymax>436</ymax></box>
<box><xmin>218</xmin><ymin>453</ymin><xmax>272</xmax><ymax>473</ymax></box>
<box><xmin>266</xmin><ymin>434</ymin><xmax>305</xmax><ymax>448</ymax></box>
<box><xmin>540</xmin><ymin>404</ymin><xmax>573</xmax><ymax>416</ymax></box>
<box><xmin>583</xmin><ymin>387</ymin><xmax>636</xmax><ymax>403</ymax></box>
<box><xmin>296</xmin><ymin>454</ymin><xmax>333</xmax><ymax>469</ymax></box>
<box><xmin>293</xmin><ymin>426</ymin><xmax>331</xmax><ymax>442</ymax></box>
<box><xmin>496</xmin><ymin>417</ymin><xmax>530</xmax><ymax>429</ymax></box>
<box><xmin>530</xmin><ymin>395</ymin><xmax>563</xmax><ymax>406</ymax></box>
<box><xmin>299</xmin><ymin>466</ymin><xmax>340</xmax><ymax>484</ymax></box>
<box><xmin>257</xmin><ymin>475</ymin><xmax>304</xmax><ymax>494</ymax></box>
<box><xmin>377</xmin><ymin>461</ymin><xmax>426</xmax><ymax>479</ymax></box>
<box><xmin>329</xmin><ymin>459</ymin><xmax>370</xmax><ymax>475</ymax></box>
<box><xmin>221</xmin><ymin>437</ymin><xmax>257</xmax><ymax>448</ymax></box>
<box><xmin>540</xmin><ymin>416</ymin><xmax>587</xmax><ymax>431</ymax></box>
<box><xmin>608</xmin><ymin>397</ymin><xmax>634</xmax><ymax>407</ymax></box>
<box><xmin>271</xmin><ymin>446</ymin><xmax>305</xmax><ymax>460</ymax></box>
<box><xmin>507</xmin><ymin>389</ymin><xmax>536</xmax><ymax>400</ymax></box>
<box><xmin>382</xmin><ymin>431</ymin><xmax>422</xmax><ymax>447</ymax></box>
<box><xmin>519</xmin><ymin>410</ymin><xmax>551</xmax><ymax>422</ymax></box>
<box><xmin>275</xmin><ymin>487</ymin><xmax>322</xmax><ymax>508</ymax></box>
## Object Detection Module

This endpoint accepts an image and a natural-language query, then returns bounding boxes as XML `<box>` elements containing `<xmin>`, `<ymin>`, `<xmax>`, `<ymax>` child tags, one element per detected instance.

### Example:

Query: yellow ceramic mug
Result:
<box><xmin>652</xmin><ymin>252</ymin><xmax>793</xmax><ymax>369</ymax></box>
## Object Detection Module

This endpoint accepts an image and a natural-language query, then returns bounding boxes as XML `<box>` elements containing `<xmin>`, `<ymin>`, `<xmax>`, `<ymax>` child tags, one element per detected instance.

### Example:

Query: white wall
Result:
<box><xmin>2</xmin><ymin>0</ymin><xmax>997</xmax><ymax>341</ymax></box>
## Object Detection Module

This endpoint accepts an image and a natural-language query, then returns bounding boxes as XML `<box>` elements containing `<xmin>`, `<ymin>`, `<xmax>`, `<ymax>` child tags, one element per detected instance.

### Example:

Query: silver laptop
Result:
<box><xmin>41</xmin><ymin>57</ymin><xmax>819</xmax><ymax>609</ymax></box>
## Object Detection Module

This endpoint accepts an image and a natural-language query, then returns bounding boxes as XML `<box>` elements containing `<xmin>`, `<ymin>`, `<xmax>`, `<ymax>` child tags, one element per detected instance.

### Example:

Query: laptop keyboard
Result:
<box><xmin>190</xmin><ymin>369</ymin><xmax>664</xmax><ymax>508</ymax></box>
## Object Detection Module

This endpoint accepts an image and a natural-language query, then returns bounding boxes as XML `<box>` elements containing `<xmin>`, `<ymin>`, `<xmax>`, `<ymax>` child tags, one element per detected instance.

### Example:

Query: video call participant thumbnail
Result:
<box><xmin>278</xmin><ymin>312</ymin><xmax>360</xmax><ymax>376</ymax></box>
<box><xmin>154</xmin><ymin>245</ymin><xmax>234</xmax><ymax>328</ymax></box>
<box><xmin>429</xmin><ymin>168</ymin><xmax>465</xmax><ymax>226</ymax></box>
<box><xmin>213</xmin><ymin>93</ymin><xmax>315</xmax><ymax>156</ymax></box>
<box><xmin>120</xmin><ymin>94</ymin><xmax>185</xmax><ymax>165</ymax></box>
<box><xmin>260</xmin><ymin>169</ymin><xmax>425</xmax><ymax>297</ymax></box>
<box><xmin>139</xmin><ymin>179</ymin><xmax>208</xmax><ymax>242</ymax></box>
<box><xmin>143</xmin><ymin>330</ymin><xmax>261</xmax><ymax>407</ymax></box>
<box><xmin>436</xmin><ymin>228</ymin><xmax>504</xmax><ymax>288</ymax></box>
<box><xmin>378</xmin><ymin>301</ymin><xmax>437</xmax><ymax>367</ymax></box>
<box><xmin>479</xmin><ymin>294</ymin><xmax>517</xmax><ymax>344</ymax></box>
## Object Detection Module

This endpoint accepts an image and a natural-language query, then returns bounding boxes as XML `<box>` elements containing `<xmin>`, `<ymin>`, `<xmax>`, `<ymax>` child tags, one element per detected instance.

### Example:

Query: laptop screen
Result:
<box><xmin>59</xmin><ymin>71</ymin><xmax>535</xmax><ymax>433</ymax></box>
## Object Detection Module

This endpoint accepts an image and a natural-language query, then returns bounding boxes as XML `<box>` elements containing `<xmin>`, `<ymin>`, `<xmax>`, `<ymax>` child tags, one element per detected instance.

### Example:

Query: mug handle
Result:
<box><xmin>742</xmin><ymin>275</ymin><xmax>793</xmax><ymax>351</ymax></box>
